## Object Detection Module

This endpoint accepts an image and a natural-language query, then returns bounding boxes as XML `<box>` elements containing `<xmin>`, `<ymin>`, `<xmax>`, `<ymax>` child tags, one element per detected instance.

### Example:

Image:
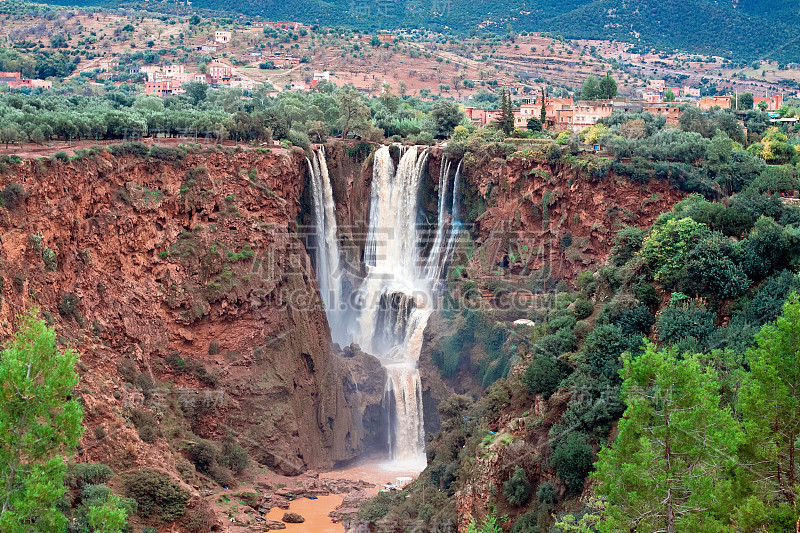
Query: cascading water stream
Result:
<box><xmin>424</xmin><ymin>156</ymin><xmax>452</xmax><ymax>280</ymax></box>
<box><xmin>308</xmin><ymin>145</ymin><xmax>462</xmax><ymax>469</ymax></box>
<box><xmin>442</xmin><ymin>160</ymin><xmax>464</xmax><ymax>273</ymax></box>
<box><xmin>307</xmin><ymin>147</ymin><xmax>345</xmax><ymax>344</ymax></box>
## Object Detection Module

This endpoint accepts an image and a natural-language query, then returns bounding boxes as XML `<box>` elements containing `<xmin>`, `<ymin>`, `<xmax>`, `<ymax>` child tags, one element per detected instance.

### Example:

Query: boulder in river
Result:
<box><xmin>282</xmin><ymin>512</ymin><xmax>305</xmax><ymax>523</ymax></box>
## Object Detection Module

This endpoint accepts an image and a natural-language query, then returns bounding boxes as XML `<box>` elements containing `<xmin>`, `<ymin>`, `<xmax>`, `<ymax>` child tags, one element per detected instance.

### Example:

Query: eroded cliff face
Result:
<box><xmin>0</xmin><ymin>146</ymin><xmax>381</xmax><ymax>476</ymax></box>
<box><xmin>460</xmin><ymin>154</ymin><xmax>686</xmax><ymax>282</ymax></box>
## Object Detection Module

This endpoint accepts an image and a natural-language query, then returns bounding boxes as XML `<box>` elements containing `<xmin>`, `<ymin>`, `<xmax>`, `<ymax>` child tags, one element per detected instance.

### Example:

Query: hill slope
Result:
<box><xmin>37</xmin><ymin>0</ymin><xmax>800</xmax><ymax>61</ymax></box>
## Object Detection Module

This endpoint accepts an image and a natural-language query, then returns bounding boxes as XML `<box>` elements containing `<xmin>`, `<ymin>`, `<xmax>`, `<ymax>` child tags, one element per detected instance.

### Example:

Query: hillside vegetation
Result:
<box><xmin>36</xmin><ymin>0</ymin><xmax>800</xmax><ymax>61</ymax></box>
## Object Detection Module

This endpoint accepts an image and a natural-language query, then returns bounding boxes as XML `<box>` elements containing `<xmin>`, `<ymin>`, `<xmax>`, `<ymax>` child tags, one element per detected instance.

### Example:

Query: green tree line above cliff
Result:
<box><xmin>0</xmin><ymin>80</ymin><xmax>470</xmax><ymax>147</ymax></box>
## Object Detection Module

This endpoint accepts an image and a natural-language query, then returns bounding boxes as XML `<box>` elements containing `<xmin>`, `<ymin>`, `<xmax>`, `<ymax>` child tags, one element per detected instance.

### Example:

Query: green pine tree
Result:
<box><xmin>737</xmin><ymin>294</ymin><xmax>800</xmax><ymax>530</ymax></box>
<box><xmin>497</xmin><ymin>89</ymin><xmax>514</xmax><ymax>135</ymax></box>
<box><xmin>581</xmin><ymin>76</ymin><xmax>600</xmax><ymax>100</ymax></box>
<box><xmin>593</xmin><ymin>342</ymin><xmax>743</xmax><ymax>533</ymax></box>
<box><xmin>540</xmin><ymin>86</ymin><xmax>547</xmax><ymax>124</ymax></box>
<box><xmin>0</xmin><ymin>307</ymin><xmax>84</xmax><ymax>532</ymax></box>
<box><xmin>598</xmin><ymin>72</ymin><xmax>617</xmax><ymax>99</ymax></box>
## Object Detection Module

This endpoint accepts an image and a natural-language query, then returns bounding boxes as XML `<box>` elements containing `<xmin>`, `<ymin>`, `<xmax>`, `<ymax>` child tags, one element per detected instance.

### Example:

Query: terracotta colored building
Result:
<box><xmin>700</xmin><ymin>96</ymin><xmax>731</xmax><ymax>110</ymax></box>
<box><xmin>753</xmin><ymin>95</ymin><xmax>783</xmax><ymax>111</ymax></box>
<box><xmin>643</xmin><ymin>104</ymin><xmax>683</xmax><ymax>125</ymax></box>
<box><xmin>145</xmin><ymin>81</ymin><xmax>173</xmax><ymax>96</ymax></box>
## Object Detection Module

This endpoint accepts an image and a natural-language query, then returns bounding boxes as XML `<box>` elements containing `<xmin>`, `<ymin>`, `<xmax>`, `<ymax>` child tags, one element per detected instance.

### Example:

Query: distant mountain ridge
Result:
<box><xmin>41</xmin><ymin>0</ymin><xmax>800</xmax><ymax>61</ymax></box>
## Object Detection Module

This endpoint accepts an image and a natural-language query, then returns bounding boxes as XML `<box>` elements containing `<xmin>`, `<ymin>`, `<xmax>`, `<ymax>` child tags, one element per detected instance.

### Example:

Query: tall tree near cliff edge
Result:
<box><xmin>497</xmin><ymin>88</ymin><xmax>514</xmax><ymax>135</ymax></box>
<box><xmin>599</xmin><ymin>72</ymin><xmax>617</xmax><ymax>100</ymax></box>
<box><xmin>581</xmin><ymin>76</ymin><xmax>599</xmax><ymax>100</ymax></box>
<box><xmin>336</xmin><ymin>86</ymin><xmax>371</xmax><ymax>140</ymax></box>
<box><xmin>0</xmin><ymin>307</ymin><xmax>83</xmax><ymax>532</ymax></box>
<box><xmin>738</xmin><ymin>295</ymin><xmax>800</xmax><ymax>529</ymax></box>
<box><xmin>593</xmin><ymin>342</ymin><xmax>742</xmax><ymax>533</ymax></box>
<box><xmin>540</xmin><ymin>86</ymin><xmax>547</xmax><ymax>125</ymax></box>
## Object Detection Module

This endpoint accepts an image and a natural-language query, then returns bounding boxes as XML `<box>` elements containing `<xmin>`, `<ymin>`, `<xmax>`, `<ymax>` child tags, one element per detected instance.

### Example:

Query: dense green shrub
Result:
<box><xmin>533</xmin><ymin>332</ymin><xmax>575</xmax><ymax>358</ymax></box>
<box><xmin>503</xmin><ymin>466</ymin><xmax>532</xmax><ymax>506</ymax></box>
<box><xmin>740</xmin><ymin>216</ymin><xmax>792</xmax><ymax>281</ymax></box>
<box><xmin>551</xmin><ymin>432</ymin><xmax>594</xmax><ymax>494</ymax></box>
<box><xmin>686</xmin><ymin>232</ymin><xmax>750</xmax><ymax>299</ymax></box>
<box><xmin>736</xmin><ymin>270</ymin><xmax>800</xmax><ymax>327</ymax></box>
<box><xmin>190</xmin><ymin>440</ymin><xmax>218</xmax><ymax>473</ymax></box>
<box><xmin>613</xmin><ymin>305</ymin><xmax>654</xmax><ymax>337</ymax></box>
<box><xmin>219</xmin><ymin>436</ymin><xmax>249</xmax><ymax>473</ymax></box>
<box><xmin>575</xmin><ymin>270</ymin><xmax>597</xmax><ymax>296</ymax></box>
<box><xmin>583</xmin><ymin>324</ymin><xmax>629</xmax><ymax>380</ymax></box>
<box><xmin>641</xmin><ymin>217</ymin><xmax>711</xmax><ymax>287</ymax></box>
<box><xmin>357</xmin><ymin>491</ymin><xmax>403</xmax><ymax>522</ymax></box>
<box><xmin>122</xmin><ymin>469</ymin><xmax>189</xmax><ymax>522</ymax></box>
<box><xmin>42</xmin><ymin>246</ymin><xmax>58</xmax><ymax>272</ymax></box>
<box><xmin>287</xmin><ymin>129</ymin><xmax>311</xmax><ymax>150</ymax></box>
<box><xmin>548</xmin><ymin>313</ymin><xmax>576</xmax><ymax>333</ymax></box>
<box><xmin>656</xmin><ymin>303</ymin><xmax>717</xmax><ymax>349</ymax></box>
<box><xmin>65</xmin><ymin>463</ymin><xmax>114</xmax><ymax>488</ymax></box>
<box><xmin>108</xmin><ymin>142</ymin><xmax>150</xmax><ymax>158</ymax></box>
<box><xmin>0</xmin><ymin>183</ymin><xmax>24</xmax><ymax>209</ymax></box>
<box><xmin>524</xmin><ymin>356</ymin><xmax>566</xmax><ymax>398</ymax></box>
<box><xmin>574</xmin><ymin>298</ymin><xmax>594</xmax><ymax>319</ymax></box>
<box><xmin>536</xmin><ymin>481</ymin><xmax>557</xmax><ymax>506</ymax></box>
<box><xmin>149</xmin><ymin>145</ymin><xmax>185</xmax><ymax>162</ymax></box>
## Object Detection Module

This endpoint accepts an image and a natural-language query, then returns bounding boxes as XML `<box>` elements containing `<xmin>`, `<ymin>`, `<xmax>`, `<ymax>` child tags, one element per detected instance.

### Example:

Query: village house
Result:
<box><xmin>643</xmin><ymin>103</ymin><xmax>682</xmax><ymax>125</ymax></box>
<box><xmin>98</xmin><ymin>59</ymin><xmax>119</xmax><ymax>72</ymax></box>
<box><xmin>140</xmin><ymin>65</ymin><xmax>162</xmax><ymax>82</ymax></box>
<box><xmin>700</xmin><ymin>95</ymin><xmax>731</xmax><ymax>110</ymax></box>
<box><xmin>214</xmin><ymin>31</ymin><xmax>232</xmax><ymax>44</ymax></box>
<box><xmin>571</xmin><ymin>100</ymin><xmax>614</xmax><ymax>130</ymax></box>
<box><xmin>683</xmin><ymin>87</ymin><xmax>701</xmax><ymax>99</ymax></box>
<box><xmin>163</xmin><ymin>65</ymin><xmax>185</xmax><ymax>76</ymax></box>
<box><xmin>29</xmin><ymin>79</ymin><xmax>52</xmax><ymax>89</ymax></box>
<box><xmin>0</xmin><ymin>71</ymin><xmax>51</xmax><ymax>90</ymax></box>
<box><xmin>144</xmin><ymin>81</ymin><xmax>173</xmax><ymax>96</ymax></box>
<box><xmin>208</xmin><ymin>63</ymin><xmax>232</xmax><ymax>81</ymax></box>
<box><xmin>230</xmin><ymin>78</ymin><xmax>255</xmax><ymax>91</ymax></box>
<box><xmin>753</xmin><ymin>95</ymin><xmax>783</xmax><ymax>111</ymax></box>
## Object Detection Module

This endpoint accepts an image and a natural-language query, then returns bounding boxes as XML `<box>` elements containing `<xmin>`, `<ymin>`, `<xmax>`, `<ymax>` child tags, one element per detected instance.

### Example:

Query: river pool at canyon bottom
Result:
<box><xmin>262</xmin><ymin>456</ymin><xmax>425</xmax><ymax>532</ymax></box>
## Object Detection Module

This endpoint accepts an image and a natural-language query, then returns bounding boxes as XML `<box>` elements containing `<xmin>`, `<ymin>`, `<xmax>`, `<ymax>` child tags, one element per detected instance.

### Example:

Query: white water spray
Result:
<box><xmin>307</xmin><ymin>147</ymin><xmax>345</xmax><ymax>344</ymax></box>
<box><xmin>308</xmin><ymin>145</ymin><xmax>463</xmax><ymax>469</ymax></box>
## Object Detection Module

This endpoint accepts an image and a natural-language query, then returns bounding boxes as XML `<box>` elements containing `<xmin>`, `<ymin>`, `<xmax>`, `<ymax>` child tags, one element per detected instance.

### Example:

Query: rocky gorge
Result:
<box><xmin>0</xmin><ymin>140</ymin><xmax>686</xmax><ymax>531</ymax></box>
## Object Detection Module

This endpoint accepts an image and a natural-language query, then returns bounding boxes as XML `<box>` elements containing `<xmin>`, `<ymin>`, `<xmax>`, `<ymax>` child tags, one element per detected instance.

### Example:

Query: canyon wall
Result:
<box><xmin>0</xmin><ymin>141</ymin><xmax>687</xmax><ymax>481</ymax></box>
<box><xmin>0</xmin><ymin>146</ymin><xmax>382</xmax><ymax>476</ymax></box>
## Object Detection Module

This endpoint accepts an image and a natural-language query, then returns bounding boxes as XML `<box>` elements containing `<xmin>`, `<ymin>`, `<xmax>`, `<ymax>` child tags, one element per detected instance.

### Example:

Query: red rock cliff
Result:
<box><xmin>0</xmin><ymin>146</ymin><xmax>380</xmax><ymax>475</ymax></box>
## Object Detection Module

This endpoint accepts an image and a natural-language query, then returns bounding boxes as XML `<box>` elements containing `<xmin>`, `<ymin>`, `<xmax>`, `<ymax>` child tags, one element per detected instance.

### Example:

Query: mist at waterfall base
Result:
<box><xmin>307</xmin><ymin>146</ymin><xmax>462</xmax><ymax>472</ymax></box>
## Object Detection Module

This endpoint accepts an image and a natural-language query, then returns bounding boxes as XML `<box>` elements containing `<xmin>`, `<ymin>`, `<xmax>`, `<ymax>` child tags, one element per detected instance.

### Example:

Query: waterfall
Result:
<box><xmin>307</xmin><ymin>147</ymin><xmax>345</xmax><ymax>344</ymax></box>
<box><xmin>442</xmin><ymin>160</ymin><xmax>464</xmax><ymax>275</ymax></box>
<box><xmin>425</xmin><ymin>158</ymin><xmax>464</xmax><ymax>287</ymax></box>
<box><xmin>309</xmin><ymin>145</ymin><xmax>463</xmax><ymax>468</ymax></box>
<box><xmin>424</xmin><ymin>156</ymin><xmax>452</xmax><ymax>280</ymax></box>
